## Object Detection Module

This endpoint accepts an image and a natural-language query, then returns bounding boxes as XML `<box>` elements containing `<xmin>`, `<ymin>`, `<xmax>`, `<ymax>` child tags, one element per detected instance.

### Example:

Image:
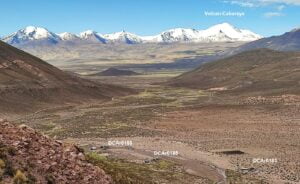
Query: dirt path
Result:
<box><xmin>65</xmin><ymin>137</ymin><xmax>232</xmax><ymax>183</ymax></box>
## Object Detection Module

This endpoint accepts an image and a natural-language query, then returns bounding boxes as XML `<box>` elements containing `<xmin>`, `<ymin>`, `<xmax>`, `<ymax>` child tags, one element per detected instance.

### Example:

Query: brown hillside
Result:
<box><xmin>167</xmin><ymin>49</ymin><xmax>300</xmax><ymax>95</ymax></box>
<box><xmin>0</xmin><ymin>41</ymin><xmax>134</xmax><ymax>113</ymax></box>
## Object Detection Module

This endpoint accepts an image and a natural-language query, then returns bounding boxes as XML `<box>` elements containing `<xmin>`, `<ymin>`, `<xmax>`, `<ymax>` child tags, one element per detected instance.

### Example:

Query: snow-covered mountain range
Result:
<box><xmin>2</xmin><ymin>23</ymin><xmax>262</xmax><ymax>45</ymax></box>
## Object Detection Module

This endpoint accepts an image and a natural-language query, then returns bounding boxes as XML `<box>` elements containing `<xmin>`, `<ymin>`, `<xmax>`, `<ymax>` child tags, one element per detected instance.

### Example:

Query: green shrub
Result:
<box><xmin>0</xmin><ymin>160</ymin><xmax>5</xmax><ymax>169</ymax></box>
<box><xmin>86</xmin><ymin>152</ymin><xmax>152</xmax><ymax>184</ymax></box>
<box><xmin>86</xmin><ymin>152</ymin><xmax>107</xmax><ymax>162</ymax></box>
<box><xmin>13</xmin><ymin>170</ymin><xmax>28</xmax><ymax>184</ymax></box>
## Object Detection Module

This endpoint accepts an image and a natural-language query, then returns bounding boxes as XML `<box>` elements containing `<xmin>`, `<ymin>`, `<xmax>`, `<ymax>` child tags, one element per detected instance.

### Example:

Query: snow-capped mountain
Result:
<box><xmin>103</xmin><ymin>31</ymin><xmax>143</xmax><ymax>44</ymax></box>
<box><xmin>3</xmin><ymin>26</ymin><xmax>61</xmax><ymax>45</ymax></box>
<box><xmin>143</xmin><ymin>23</ymin><xmax>262</xmax><ymax>43</ymax></box>
<box><xmin>79</xmin><ymin>30</ymin><xmax>106</xmax><ymax>43</ymax></box>
<box><xmin>200</xmin><ymin>23</ymin><xmax>262</xmax><ymax>42</ymax></box>
<box><xmin>1</xmin><ymin>23</ymin><xmax>262</xmax><ymax>45</ymax></box>
<box><xmin>142</xmin><ymin>28</ymin><xmax>201</xmax><ymax>43</ymax></box>
<box><xmin>58</xmin><ymin>32</ymin><xmax>80</xmax><ymax>41</ymax></box>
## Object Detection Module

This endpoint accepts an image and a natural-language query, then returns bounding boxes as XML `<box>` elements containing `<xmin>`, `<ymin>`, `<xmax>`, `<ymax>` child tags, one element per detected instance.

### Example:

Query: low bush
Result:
<box><xmin>13</xmin><ymin>170</ymin><xmax>28</xmax><ymax>184</ymax></box>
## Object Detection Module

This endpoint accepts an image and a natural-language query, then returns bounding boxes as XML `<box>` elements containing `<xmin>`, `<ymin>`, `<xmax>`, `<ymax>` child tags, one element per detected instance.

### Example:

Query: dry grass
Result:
<box><xmin>86</xmin><ymin>152</ymin><xmax>211</xmax><ymax>184</ymax></box>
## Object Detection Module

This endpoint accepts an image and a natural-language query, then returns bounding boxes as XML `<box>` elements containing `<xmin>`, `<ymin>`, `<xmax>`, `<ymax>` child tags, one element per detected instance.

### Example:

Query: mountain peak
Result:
<box><xmin>23</xmin><ymin>25</ymin><xmax>45</xmax><ymax>31</ymax></box>
<box><xmin>290</xmin><ymin>27</ymin><xmax>300</xmax><ymax>32</ymax></box>
<box><xmin>79</xmin><ymin>30</ymin><xmax>99</xmax><ymax>38</ymax></box>
<box><xmin>2</xmin><ymin>26</ymin><xmax>60</xmax><ymax>44</ymax></box>
<box><xmin>58</xmin><ymin>32</ymin><xmax>79</xmax><ymax>41</ymax></box>
<box><xmin>22</xmin><ymin>26</ymin><xmax>51</xmax><ymax>36</ymax></box>
<box><xmin>207</xmin><ymin>23</ymin><xmax>238</xmax><ymax>32</ymax></box>
<box><xmin>58</xmin><ymin>32</ymin><xmax>72</xmax><ymax>36</ymax></box>
<box><xmin>80</xmin><ymin>30</ymin><xmax>96</xmax><ymax>34</ymax></box>
<box><xmin>103</xmin><ymin>31</ymin><xmax>142</xmax><ymax>44</ymax></box>
<box><xmin>24</xmin><ymin>25</ymin><xmax>38</xmax><ymax>32</ymax></box>
<box><xmin>79</xmin><ymin>30</ymin><xmax>106</xmax><ymax>43</ymax></box>
<box><xmin>2</xmin><ymin>23</ymin><xmax>262</xmax><ymax>45</ymax></box>
<box><xmin>204</xmin><ymin>23</ymin><xmax>261</xmax><ymax>41</ymax></box>
<box><xmin>215</xmin><ymin>22</ymin><xmax>235</xmax><ymax>27</ymax></box>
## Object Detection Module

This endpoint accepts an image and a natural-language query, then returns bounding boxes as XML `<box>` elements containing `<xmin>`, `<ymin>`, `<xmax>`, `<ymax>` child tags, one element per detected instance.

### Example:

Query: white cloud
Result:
<box><xmin>223</xmin><ymin>0</ymin><xmax>300</xmax><ymax>7</ymax></box>
<box><xmin>264</xmin><ymin>12</ymin><xmax>285</xmax><ymax>17</ymax></box>
<box><xmin>223</xmin><ymin>0</ymin><xmax>256</xmax><ymax>7</ymax></box>
<box><xmin>260</xmin><ymin>0</ymin><xmax>300</xmax><ymax>5</ymax></box>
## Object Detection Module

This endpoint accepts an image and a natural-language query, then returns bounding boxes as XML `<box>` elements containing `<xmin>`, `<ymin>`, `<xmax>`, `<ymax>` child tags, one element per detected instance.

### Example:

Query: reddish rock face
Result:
<box><xmin>0</xmin><ymin>120</ymin><xmax>112</xmax><ymax>184</ymax></box>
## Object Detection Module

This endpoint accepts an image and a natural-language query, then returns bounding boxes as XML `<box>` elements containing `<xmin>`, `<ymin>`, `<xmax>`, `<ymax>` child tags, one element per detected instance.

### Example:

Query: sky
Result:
<box><xmin>0</xmin><ymin>0</ymin><xmax>299</xmax><ymax>37</ymax></box>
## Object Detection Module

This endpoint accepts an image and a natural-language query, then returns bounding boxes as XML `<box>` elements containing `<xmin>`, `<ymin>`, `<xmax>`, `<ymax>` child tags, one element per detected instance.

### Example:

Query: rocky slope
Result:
<box><xmin>0</xmin><ymin>119</ymin><xmax>112</xmax><ymax>184</ymax></box>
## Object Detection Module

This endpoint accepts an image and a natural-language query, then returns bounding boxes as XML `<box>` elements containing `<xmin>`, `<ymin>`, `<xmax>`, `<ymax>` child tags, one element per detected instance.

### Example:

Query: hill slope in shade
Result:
<box><xmin>0</xmin><ymin>41</ymin><xmax>134</xmax><ymax>113</ymax></box>
<box><xmin>192</xmin><ymin>28</ymin><xmax>300</xmax><ymax>68</ymax></box>
<box><xmin>0</xmin><ymin>120</ymin><xmax>112</xmax><ymax>183</ymax></box>
<box><xmin>167</xmin><ymin>49</ymin><xmax>300</xmax><ymax>95</ymax></box>
<box><xmin>90</xmin><ymin>68</ymin><xmax>141</xmax><ymax>76</ymax></box>
<box><xmin>227</xmin><ymin>28</ymin><xmax>300</xmax><ymax>55</ymax></box>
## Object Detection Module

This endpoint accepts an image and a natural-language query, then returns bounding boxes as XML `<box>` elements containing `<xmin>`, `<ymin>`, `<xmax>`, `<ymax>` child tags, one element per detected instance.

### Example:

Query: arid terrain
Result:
<box><xmin>4</xmin><ymin>70</ymin><xmax>299</xmax><ymax>183</ymax></box>
<box><xmin>2</xmin><ymin>0</ymin><xmax>300</xmax><ymax>183</ymax></box>
<box><xmin>1</xmin><ymin>40</ymin><xmax>299</xmax><ymax>183</ymax></box>
<box><xmin>40</xmin><ymin>42</ymin><xmax>243</xmax><ymax>75</ymax></box>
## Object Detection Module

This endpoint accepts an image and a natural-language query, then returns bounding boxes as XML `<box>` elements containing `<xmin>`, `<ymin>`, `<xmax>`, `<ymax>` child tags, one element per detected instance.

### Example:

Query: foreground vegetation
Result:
<box><xmin>86</xmin><ymin>152</ymin><xmax>211</xmax><ymax>184</ymax></box>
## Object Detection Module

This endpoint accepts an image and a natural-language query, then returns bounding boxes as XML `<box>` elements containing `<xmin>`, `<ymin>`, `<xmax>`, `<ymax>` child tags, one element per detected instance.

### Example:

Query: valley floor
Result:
<box><xmin>7</xmin><ymin>73</ymin><xmax>300</xmax><ymax>184</ymax></box>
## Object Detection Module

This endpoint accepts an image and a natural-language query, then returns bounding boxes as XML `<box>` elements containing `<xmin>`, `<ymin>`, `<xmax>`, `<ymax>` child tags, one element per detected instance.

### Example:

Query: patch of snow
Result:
<box><xmin>2</xmin><ymin>23</ymin><xmax>263</xmax><ymax>45</ymax></box>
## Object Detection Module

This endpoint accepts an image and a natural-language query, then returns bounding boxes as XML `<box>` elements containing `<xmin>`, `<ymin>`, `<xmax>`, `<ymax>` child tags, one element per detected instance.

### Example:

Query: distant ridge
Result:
<box><xmin>181</xmin><ymin>27</ymin><xmax>300</xmax><ymax>67</ymax></box>
<box><xmin>225</xmin><ymin>28</ymin><xmax>300</xmax><ymax>55</ymax></box>
<box><xmin>90</xmin><ymin>68</ymin><xmax>141</xmax><ymax>76</ymax></box>
<box><xmin>2</xmin><ymin>23</ymin><xmax>262</xmax><ymax>45</ymax></box>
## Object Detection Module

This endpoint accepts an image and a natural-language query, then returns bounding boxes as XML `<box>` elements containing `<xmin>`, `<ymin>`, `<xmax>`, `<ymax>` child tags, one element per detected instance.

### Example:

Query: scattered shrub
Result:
<box><xmin>45</xmin><ymin>174</ymin><xmax>55</xmax><ymax>184</ymax></box>
<box><xmin>13</xmin><ymin>170</ymin><xmax>28</xmax><ymax>184</ymax></box>
<box><xmin>0</xmin><ymin>160</ymin><xmax>5</xmax><ymax>169</ymax></box>
<box><xmin>7</xmin><ymin>147</ymin><xmax>17</xmax><ymax>156</ymax></box>
<box><xmin>86</xmin><ymin>152</ymin><xmax>107</xmax><ymax>162</ymax></box>
<box><xmin>4</xmin><ymin>160</ymin><xmax>15</xmax><ymax>176</ymax></box>
<box><xmin>27</xmin><ymin>174</ymin><xmax>36</xmax><ymax>184</ymax></box>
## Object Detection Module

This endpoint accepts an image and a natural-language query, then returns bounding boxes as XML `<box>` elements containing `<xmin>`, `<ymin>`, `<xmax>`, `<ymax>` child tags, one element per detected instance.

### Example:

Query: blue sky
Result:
<box><xmin>0</xmin><ymin>0</ymin><xmax>299</xmax><ymax>37</ymax></box>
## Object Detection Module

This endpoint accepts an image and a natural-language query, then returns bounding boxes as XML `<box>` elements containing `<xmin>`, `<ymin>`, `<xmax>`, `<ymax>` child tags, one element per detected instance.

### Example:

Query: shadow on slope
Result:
<box><xmin>0</xmin><ymin>41</ymin><xmax>135</xmax><ymax>113</ymax></box>
<box><xmin>166</xmin><ymin>49</ymin><xmax>300</xmax><ymax>96</ymax></box>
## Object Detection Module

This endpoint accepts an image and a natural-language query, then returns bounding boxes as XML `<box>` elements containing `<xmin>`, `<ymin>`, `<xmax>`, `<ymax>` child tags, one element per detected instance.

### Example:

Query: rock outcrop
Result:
<box><xmin>0</xmin><ymin>119</ymin><xmax>112</xmax><ymax>184</ymax></box>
